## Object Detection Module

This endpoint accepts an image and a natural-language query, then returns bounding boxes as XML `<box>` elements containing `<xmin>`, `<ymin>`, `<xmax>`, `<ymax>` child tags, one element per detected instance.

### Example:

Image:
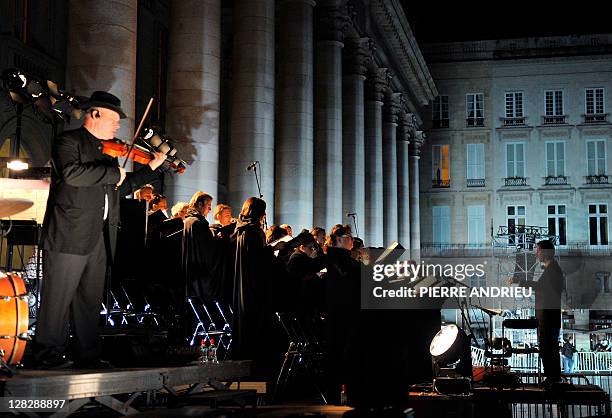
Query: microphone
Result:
<box><xmin>346</xmin><ymin>212</ymin><xmax>357</xmax><ymax>217</ymax></box>
<box><xmin>246</xmin><ymin>161</ymin><xmax>258</xmax><ymax>171</ymax></box>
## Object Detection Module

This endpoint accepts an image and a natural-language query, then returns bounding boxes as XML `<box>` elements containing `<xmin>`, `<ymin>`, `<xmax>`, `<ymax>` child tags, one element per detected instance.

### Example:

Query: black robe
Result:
<box><xmin>182</xmin><ymin>212</ymin><xmax>223</xmax><ymax>303</ymax></box>
<box><xmin>231</xmin><ymin>217</ymin><xmax>271</xmax><ymax>362</ymax></box>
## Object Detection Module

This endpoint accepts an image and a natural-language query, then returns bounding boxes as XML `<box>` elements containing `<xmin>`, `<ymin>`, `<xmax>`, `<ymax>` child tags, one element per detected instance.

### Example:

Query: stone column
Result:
<box><xmin>275</xmin><ymin>0</ymin><xmax>316</xmax><ymax>231</ymax></box>
<box><xmin>65</xmin><ymin>0</ymin><xmax>137</xmax><ymax>143</ymax></box>
<box><xmin>409</xmin><ymin>135</ymin><xmax>425</xmax><ymax>260</ymax></box>
<box><xmin>229</xmin><ymin>0</ymin><xmax>275</xmax><ymax>220</ymax></box>
<box><xmin>397</xmin><ymin>111</ymin><xmax>413</xmax><ymax>251</ymax></box>
<box><xmin>165</xmin><ymin>0</ymin><xmax>221</xmax><ymax>204</ymax></box>
<box><xmin>382</xmin><ymin>92</ymin><xmax>400</xmax><ymax>245</ymax></box>
<box><xmin>342</xmin><ymin>37</ymin><xmax>370</xmax><ymax>239</ymax></box>
<box><xmin>313</xmin><ymin>3</ymin><xmax>348</xmax><ymax>231</ymax></box>
<box><xmin>364</xmin><ymin>68</ymin><xmax>388</xmax><ymax>247</ymax></box>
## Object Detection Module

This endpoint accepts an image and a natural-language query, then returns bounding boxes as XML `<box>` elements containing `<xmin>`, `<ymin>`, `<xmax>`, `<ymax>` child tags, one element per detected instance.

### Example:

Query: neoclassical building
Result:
<box><xmin>0</xmin><ymin>0</ymin><xmax>436</xmax><ymax>251</ymax></box>
<box><xmin>419</xmin><ymin>35</ymin><xmax>612</xmax><ymax>349</ymax></box>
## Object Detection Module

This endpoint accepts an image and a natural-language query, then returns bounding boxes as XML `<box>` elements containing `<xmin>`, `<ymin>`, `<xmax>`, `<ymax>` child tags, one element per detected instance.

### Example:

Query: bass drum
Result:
<box><xmin>0</xmin><ymin>272</ymin><xmax>29</xmax><ymax>365</ymax></box>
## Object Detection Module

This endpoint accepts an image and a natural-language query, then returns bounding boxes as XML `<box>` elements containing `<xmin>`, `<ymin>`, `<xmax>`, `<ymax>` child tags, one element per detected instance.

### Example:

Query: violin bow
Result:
<box><xmin>122</xmin><ymin>97</ymin><xmax>154</xmax><ymax>169</ymax></box>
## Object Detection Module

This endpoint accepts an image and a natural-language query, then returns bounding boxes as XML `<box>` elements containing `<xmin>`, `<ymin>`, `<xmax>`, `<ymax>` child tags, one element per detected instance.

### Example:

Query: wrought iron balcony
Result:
<box><xmin>542</xmin><ymin>115</ymin><xmax>567</xmax><ymax>125</ymax></box>
<box><xmin>421</xmin><ymin>243</ymin><xmax>492</xmax><ymax>257</ymax></box>
<box><xmin>586</xmin><ymin>174</ymin><xmax>609</xmax><ymax>184</ymax></box>
<box><xmin>432</xmin><ymin>179</ymin><xmax>451</xmax><ymax>188</ymax></box>
<box><xmin>544</xmin><ymin>175</ymin><xmax>568</xmax><ymax>185</ymax></box>
<box><xmin>432</xmin><ymin>118</ymin><xmax>449</xmax><ymax>128</ymax></box>
<box><xmin>501</xmin><ymin>116</ymin><xmax>526</xmax><ymax>127</ymax></box>
<box><xmin>467</xmin><ymin>178</ymin><xmax>485</xmax><ymax>187</ymax></box>
<box><xmin>504</xmin><ymin>177</ymin><xmax>527</xmax><ymax>186</ymax></box>
<box><xmin>466</xmin><ymin>117</ymin><xmax>484</xmax><ymax>127</ymax></box>
<box><xmin>583</xmin><ymin>113</ymin><xmax>608</xmax><ymax>124</ymax></box>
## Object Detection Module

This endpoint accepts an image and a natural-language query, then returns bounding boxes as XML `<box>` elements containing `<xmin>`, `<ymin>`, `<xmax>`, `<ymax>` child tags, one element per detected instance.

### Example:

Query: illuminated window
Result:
<box><xmin>432</xmin><ymin>144</ymin><xmax>450</xmax><ymax>187</ymax></box>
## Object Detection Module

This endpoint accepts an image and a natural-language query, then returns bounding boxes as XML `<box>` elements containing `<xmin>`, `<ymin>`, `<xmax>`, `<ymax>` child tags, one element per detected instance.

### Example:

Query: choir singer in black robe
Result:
<box><xmin>231</xmin><ymin>197</ymin><xmax>272</xmax><ymax>368</ymax></box>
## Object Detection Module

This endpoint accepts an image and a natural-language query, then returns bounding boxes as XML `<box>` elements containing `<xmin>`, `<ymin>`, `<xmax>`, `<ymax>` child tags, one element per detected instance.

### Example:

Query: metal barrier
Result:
<box><xmin>471</xmin><ymin>347</ymin><xmax>612</xmax><ymax>373</ymax></box>
<box><xmin>471</xmin><ymin>347</ymin><xmax>612</xmax><ymax>417</ymax></box>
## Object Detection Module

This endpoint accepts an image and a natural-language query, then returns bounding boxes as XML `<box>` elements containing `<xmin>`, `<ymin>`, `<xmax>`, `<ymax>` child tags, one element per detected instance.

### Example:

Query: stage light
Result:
<box><xmin>429</xmin><ymin>324</ymin><xmax>472</xmax><ymax>379</ymax></box>
<box><xmin>7</xmin><ymin>160</ymin><xmax>29</xmax><ymax>171</ymax></box>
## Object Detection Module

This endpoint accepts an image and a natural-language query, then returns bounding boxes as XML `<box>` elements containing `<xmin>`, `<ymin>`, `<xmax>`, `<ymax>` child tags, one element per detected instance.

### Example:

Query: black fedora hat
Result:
<box><xmin>79</xmin><ymin>90</ymin><xmax>127</xmax><ymax>119</ymax></box>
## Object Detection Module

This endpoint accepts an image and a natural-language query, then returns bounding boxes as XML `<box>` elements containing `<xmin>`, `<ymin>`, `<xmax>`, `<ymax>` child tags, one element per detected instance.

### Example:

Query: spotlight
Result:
<box><xmin>7</xmin><ymin>160</ymin><xmax>29</xmax><ymax>171</ymax></box>
<box><xmin>429</xmin><ymin>324</ymin><xmax>473</xmax><ymax>379</ymax></box>
<box><xmin>429</xmin><ymin>324</ymin><xmax>473</xmax><ymax>395</ymax></box>
<box><xmin>46</xmin><ymin>80</ymin><xmax>86</xmax><ymax>122</ymax></box>
<box><xmin>2</xmin><ymin>68</ymin><xmax>28</xmax><ymax>103</ymax></box>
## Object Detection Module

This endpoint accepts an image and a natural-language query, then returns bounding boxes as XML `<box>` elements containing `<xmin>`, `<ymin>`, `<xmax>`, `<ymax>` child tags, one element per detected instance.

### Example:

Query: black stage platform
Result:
<box><xmin>407</xmin><ymin>384</ymin><xmax>611</xmax><ymax>418</ymax></box>
<box><xmin>0</xmin><ymin>360</ymin><xmax>251</xmax><ymax>416</ymax></box>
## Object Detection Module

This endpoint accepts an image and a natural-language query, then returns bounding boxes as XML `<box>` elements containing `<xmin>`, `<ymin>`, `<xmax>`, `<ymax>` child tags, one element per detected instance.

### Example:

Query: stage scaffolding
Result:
<box><xmin>486</xmin><ymin>225</ymin><xmax>558</xmax><ymax>344</ymax></box>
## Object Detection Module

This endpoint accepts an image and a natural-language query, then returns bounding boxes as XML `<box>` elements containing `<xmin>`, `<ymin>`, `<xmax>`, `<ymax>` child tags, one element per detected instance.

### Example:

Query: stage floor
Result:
<box><xmin>0</xmin><ymin>360</ymin><xmax>251</xmax><ymax>416</ymax></box>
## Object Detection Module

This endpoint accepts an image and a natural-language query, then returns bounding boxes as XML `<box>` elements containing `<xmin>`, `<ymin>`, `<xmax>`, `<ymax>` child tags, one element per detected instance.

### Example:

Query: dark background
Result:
<box><xmin>402</xmin><ymin>1</ymin><xmax>612</xmax><ymax>42</ymax></box>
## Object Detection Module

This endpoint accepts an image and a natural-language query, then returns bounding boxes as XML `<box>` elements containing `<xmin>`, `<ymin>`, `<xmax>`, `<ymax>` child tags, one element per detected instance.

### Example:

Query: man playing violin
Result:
<box><xmin>37</xmin><ymin>91</ymin><xmax>166</xmax><ymax>369</ymax></box>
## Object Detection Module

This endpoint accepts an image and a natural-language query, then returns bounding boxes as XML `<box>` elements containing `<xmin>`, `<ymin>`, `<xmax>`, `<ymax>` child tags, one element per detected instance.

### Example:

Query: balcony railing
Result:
<box><xmin>586</xmin><ymin>174</ymin><xmax>610</xmax><ymax>184</ymax></box>
<box><xmin>504</xmin><ymin>177</ymin><xmax>528</xmax><ymax>186</ymax></box>
<box><xmin>501</xmin><ymin>116</ymin><xmax>527</xmax><ymax>126</ymax></box>
<box><xmin>466</xmin><ymin>117</ymin><xmax>484</xmax><ymax>127</ymax></box>
<box><xmin>583</xmin><ymin>113</ymin><xmax>609</xmax><ymax>123</ymax></box>
<box><xmin>432</xmin><ymin>179</ymin><xmax>450</xmax><ymax>188</ymax></box>
<box><xmin>543</xmin><ymin>115</ymin><xmax>567</xmax><ymax>125</ymax></box>
<box><xmin>466</xmin><ymin>178</ymin><xmax>485</xmax><ymax>187</ymax></box>
<box><xmin>544</xmin><ymin>175</ymin><xmax>568</xmax><ymax>185</ymax></box>
<box><xmin>421</xmin><ymin>243</ymin><xmax>491</xmax><ymax>257</ymax></box>
<box><xmin>432</xmin><ymin>118</ymin><xmax>449</xmax><ymax>128</ymax></box>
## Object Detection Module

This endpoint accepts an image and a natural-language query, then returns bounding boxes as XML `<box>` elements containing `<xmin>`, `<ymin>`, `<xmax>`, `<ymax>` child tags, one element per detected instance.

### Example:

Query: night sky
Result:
<box><xmin>402</xmin><ymin>2</ymin><xmax>612</xmax><ymax>43</ymax></box>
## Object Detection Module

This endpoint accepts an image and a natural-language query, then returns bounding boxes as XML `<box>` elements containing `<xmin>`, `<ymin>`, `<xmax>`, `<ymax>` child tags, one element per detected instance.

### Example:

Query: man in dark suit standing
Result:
<box><xmin>36</xmin><ymin>91</ymin><xmax>166</xmax><ymax>369</ymax></box>
<box><xmin>509</xmin><ymin>239</ymin><xmax>564</xmax><ymax>388</ymax></box>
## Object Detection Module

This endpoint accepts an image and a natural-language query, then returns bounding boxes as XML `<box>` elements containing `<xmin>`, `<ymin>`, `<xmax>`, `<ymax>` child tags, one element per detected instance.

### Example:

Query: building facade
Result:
<box><xmin>420</xmin><ymin>35</ymin><xmax>612</xmax><ymax>349</ymax></box>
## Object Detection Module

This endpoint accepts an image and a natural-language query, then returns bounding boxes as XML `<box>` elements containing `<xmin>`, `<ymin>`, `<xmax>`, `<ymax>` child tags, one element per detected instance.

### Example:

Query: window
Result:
<box><xmin>468</xmin><ymin>205</ymin><xmax>486</xmax><ymax>246</ymax></box>
<box><xmin>587</xmin><ymin>140</ymin><xmax>606</xmax><ymax>175</ymax></box>
<box><xmin>547</xmin><ymin>205</ymin><xmax>567</xmax><ymax>246</ymax></box>
<box><xmin>545</xmin><ymin>141</ymin><xmax>565</xmax><ymax>177</ymax></box>
<box><xmin>432</xmin><ymin>96</ymin><xmax>449</xmax><ymax>128</ymax></box>
<box><xmin>466</xmin><ymin>93</ymin><xmax>484</xmax><ymax>126</ymax></box>
<box><xmin>505</xmin><ymin>92</ymin><xmax>524</xmax><ymax>118</ymax></box>
<box><xmin>545</xmin><ymin>90</ymin><xmax>564</xmax><ymax>116</ymax></box>
<box><xmin>586</xmin><ymin>88</ymin><xmax>605</xmax><ymax>115</ymax></box>
<box><xmin>506</xmin><ymin>143</ymin><xmax>525</xmax><ymax>178</ymax></box>
<box><xmin>470</xmin><ymin>271</ymin><xmax>486</xmax><ymax>288</ymax></box>
<box><xmin>589</xmin><ymin>204</ymin><xmax>608</xmax><ymax>246</ymax></box>
<box><xmin>467</xmin><ymin>143</ymin><xmax>485</xmax><ymax>180</ymax></box>
<box><xmin>507</xmin><ymin>205</ymin><xmax>526</xmax><ymax>245</ymax></box>
<box><xmin>432</xmin><ymin>144</ymin><xmax>450</xmax><ymax>187</ymax></box>
<box><xmin>433</xmin><ymin>206</ymin><xmax>451</xmax><ymax>244</ymax></box>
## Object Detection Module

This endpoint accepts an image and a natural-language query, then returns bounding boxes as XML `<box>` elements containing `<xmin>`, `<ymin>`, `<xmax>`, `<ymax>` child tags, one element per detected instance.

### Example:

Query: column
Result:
<box><xmin>229</xmin><ymin>0</ymin><xmax>275</xmax><ymax>220</ymax></box>
<box><xmin>342</xmin><ymin>37</ymin><xmax>370</xmax><ymax>239</ymax></box>
<box><xmin>275</xmin><ymin>0</ymin><xmax>316</xmax><ymax>231</ymax></box>
<box><xmin>364</xmin><ymin>67</ymin><xmax>388</xmax><ymax>247</ymax></box>
<box><xmin>397</xmin><ymin>111</ymin><xmax>412</xmax><ymax>251</ymax></box>
<box><xmin>165</xmin><ymin>0</ymin><xmax>221</xmax><ymax>204</ymax></box>
<box><xmin>65</xmin><ymin>0</ymin><xmax>138</xmax><ymax>142</ymax></box>
<box><xmin>313</xmin><ymin>3</ymin><xmax>348</xmax><ymax>230</ymax></box>
<box><xmin>409</xmin><ymin>135</ymin><xmax>425</xmax><ymax>260</ymax></box>
<box><xmin>382</xmin><ymin>92</ymin><xmax>400</xmax><ymax>245</ymax></box>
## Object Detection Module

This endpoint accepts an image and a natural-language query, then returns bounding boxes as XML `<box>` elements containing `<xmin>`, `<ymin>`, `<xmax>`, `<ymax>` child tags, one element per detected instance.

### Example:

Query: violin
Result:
<box><xmin>101</xmin><ymin>139</ymin><xmax>186</xmax><ymax>173</ymax></box>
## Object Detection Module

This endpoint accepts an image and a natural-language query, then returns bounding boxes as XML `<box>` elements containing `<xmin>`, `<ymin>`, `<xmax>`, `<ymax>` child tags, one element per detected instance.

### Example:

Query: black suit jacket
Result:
<box><xmin>41</xmin><ymin>127</ymin><xmax>158</xmax><ymax>256</ymax></box>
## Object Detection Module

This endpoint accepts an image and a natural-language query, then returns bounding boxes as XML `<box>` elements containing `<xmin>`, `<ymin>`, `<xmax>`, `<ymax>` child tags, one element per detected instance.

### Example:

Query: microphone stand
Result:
<box><xmin>252</xmin><ymin>161</ymin><xmax>263</xmax><ymax>200</ymax></box>
<box><xmin>250</xmin><ymin>161</ymin><xmax>267</xmax><ymax>230</ymax></box>
<box><xmin>348</xmin><ymin>214</ymin><xmax>359</xmax><ymax>238</ymax></box>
